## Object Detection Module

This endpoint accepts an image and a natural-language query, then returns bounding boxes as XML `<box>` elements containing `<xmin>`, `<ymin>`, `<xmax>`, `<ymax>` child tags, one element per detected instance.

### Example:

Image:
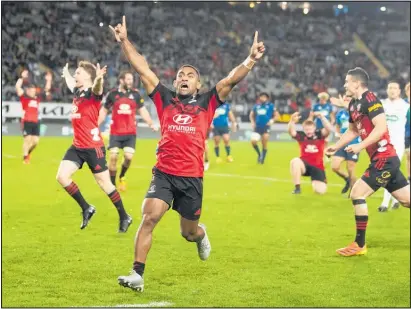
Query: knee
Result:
<box><xmin>109</xmin><ymin>153</ymin><xmax>118</xmax><ymax>166</ymax></box>
<box><xmin>314</xmin><ymin>184</ymin><xmax>327</xmax><ymax>195</ymax></box>
<box><xmin>290</xmin><ymin>158</ymin><xmax>300</xmax><ymax>168</ymax></box>
<box><xmin>331</xmin><ymin>165</ymin><xmax>339</xmax><ymax>173</ymax></box>
<box><xmin>142</xmin><ymin>213</ymin><xmax>161</xmax><ymax>229</ymax></box>
<box><xmin>56</xmin><ymin>172</ymin><xmax>70</xmax><ymax>186</ymax></box>
<box><xmin>124</xmin><ymin>152</ymin><xmax>133</xmax><ymax>162</ymax></box>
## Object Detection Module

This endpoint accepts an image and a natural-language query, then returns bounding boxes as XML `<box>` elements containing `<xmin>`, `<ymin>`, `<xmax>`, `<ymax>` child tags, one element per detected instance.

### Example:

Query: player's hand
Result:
<box><xmin>95</xmin><ymin>63</ymin><xmax>107</xmax><ymax>80</ymax></box>
<box><xmin>61</xmin><ymin>63</ymin><xmax>70</xmax><ymax>78</ymax></box>
<box><xmin>231</xmin><ymin>122</ymin><xmax>237</xmax><ymax>133</ymax></box>
<box><xmin>251</xmin><ymin>122</ymin><xmax>256</xmax><ymax>130</ymax></box>
<box><xmin>313</xmin><ymin>111</ymin><xmax>323</xmax><ymax>118</ymax></box>
<box><xmin>249</xmin><ymin>31</ymin><xmax>265</xmax><ymax>61</ymax></box>
<box><xmin>291</xmin><ymin>112</ymin><xmax>301</xmax><ymax>123</ymax></box>
<box><xmin>21</xmin><ymin>69</ymin><xmax>29</xmax><ymax>79</ymax></box>
<box><xmin>109</xmin><ymin>15</ymin><xmax>127</xmax><ymax>42</ymax></box>
<box><xmin>345</xmin><ymin>144</ymin><xmax>363</xmax><ymax>154</ymax></box>
<box><xmin>210</xmin><ymin>123</ymin><xmax>215</xmax><ymax>129</ymax></box>
<box><xmin>325</xmin><ymin>145</ymin><xmax>338</xmax><ymax>157</ymax></box>
<box><xmin>150</xmin><ymin>124</ymin><xmax>159</xmax><ymax>132</ymax></box>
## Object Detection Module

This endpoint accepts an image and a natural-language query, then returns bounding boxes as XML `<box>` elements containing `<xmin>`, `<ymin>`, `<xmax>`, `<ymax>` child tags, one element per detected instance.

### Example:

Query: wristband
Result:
<box><xmin>243</xmin><ymin>56</ymin><xmax>256</xmax><ymax>70</ymax></box>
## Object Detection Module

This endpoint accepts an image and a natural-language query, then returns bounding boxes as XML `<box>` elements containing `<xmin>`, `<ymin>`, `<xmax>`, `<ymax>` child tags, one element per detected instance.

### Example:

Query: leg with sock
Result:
<box><xmin>108</xmin><ymin>190</ymin><xmax>128</xmax><ymax>220</ymax></box>
<box><xmin>214</xmin><ymin>146</ymin><xmax>220</xmax><ymax>157</ymax></box>
<box><xmin>119</xmin><ymin>157</ymin><xmax>131</xmax><ymax>179</ymax></box>
<box><xmin>64</xmin><ymin>182</ymin><xmax>90</xmax><ymax>211</ymax></box>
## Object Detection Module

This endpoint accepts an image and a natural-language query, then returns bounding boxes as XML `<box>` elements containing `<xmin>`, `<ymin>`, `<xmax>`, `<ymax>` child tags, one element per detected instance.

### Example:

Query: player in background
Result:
<box><xmin>204</xmin><ymin>140</ymin><xmax>210</xmax><ymax>171</ymax></box>
<box><xmin>378</xmin><ymin>81</ymin><xmax>409</xmax><ymax>211</ymax></box>
<box><xmin>15</xmin><ymin>69</ymin><xmax>51</xmax><ymax>164</ymax></box>
<box><xmin>57</xmin><ymin>61</ymin><xmax>132</xmax><ymax>233</ymax></box>
<box><xmin>249</xmin><ymin>93</ymin><xmax>279</xmax><ymax>164</ymax></box>
<box><xmin>404</xmin><ymin>82</ymin><xmax>410</xmax><ymax>181</ymax></box>
<box><xmin>326</xmin><ymin>67</ymin><xmax>410</xmax><ymax>257</ymax></box>
<box><xmin>212</xmin><ymin>102</ymin><xmax>238</xmax><ymax>163</ymax></box>
<box><xmin>288</xmin><ymin>112</ymin><xmax>333</xmax><ymax>195</ymax></box>
<box><xmin>98</xmin><ymin>71</ymin><xmax>158</xmax><ymax>191</ymax></box>
<box><xmin>329</xmin><ymin>94</ymin><xmax>361</xmax><ymax>196</ymax></box>
<box><xmin>110</xmin><ymin>16</ymin><xmax>265</xmax><ymax>292</ymax></box>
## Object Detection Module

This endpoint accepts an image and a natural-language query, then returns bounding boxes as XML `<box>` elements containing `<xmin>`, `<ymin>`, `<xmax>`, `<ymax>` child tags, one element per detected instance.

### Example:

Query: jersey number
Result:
<box><xmin>91</xmin><ymin>128</ymin><xmax>101</xmax><ymax>141</ymax></box>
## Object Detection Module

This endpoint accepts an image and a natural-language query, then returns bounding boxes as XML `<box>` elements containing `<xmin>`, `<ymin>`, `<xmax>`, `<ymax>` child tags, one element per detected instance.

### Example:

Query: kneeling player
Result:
<box><xmin>288</xmin><ymin>112</ymin><xmax>334</xmax><ymax>194</ymax></box>
<box><xmin>98</xmin><ymin>71</ymin><xmax>157</xmax><ymax>191</ymax></box>
<box><xmin>57</xmin><ymin>62</ymin><xmax>132</xmax><ymax>233</ymax></box>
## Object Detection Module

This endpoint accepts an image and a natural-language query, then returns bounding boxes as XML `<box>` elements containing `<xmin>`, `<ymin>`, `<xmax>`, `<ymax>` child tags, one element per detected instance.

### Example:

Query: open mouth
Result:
<box><xmin>180</xmin><ymin>83</ymin><xmax>189</xmax><ymax>90</ymax></box>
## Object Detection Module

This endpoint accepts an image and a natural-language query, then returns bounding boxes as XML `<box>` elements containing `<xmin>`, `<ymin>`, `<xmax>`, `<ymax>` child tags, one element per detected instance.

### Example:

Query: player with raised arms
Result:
<box><xmin>109</xmin><ymin>16</ymin><xmax>265</xmax><ymax>292</ymax></box>
<box><xmin>326</xmin><ymin>68</ymin><xmax>410</xmax><ymax>257</ymax></box>
<box><xmin>57</xmin><ymin>61</ymin><xmax>132</xmax><ymax>233</ymax></box>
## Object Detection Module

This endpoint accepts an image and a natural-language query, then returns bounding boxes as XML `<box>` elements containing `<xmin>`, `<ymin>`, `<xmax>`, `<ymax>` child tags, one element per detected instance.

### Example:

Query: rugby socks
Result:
<box><xmin>119</xmin><ymin>159</ymin><xmax>131</xmax><ymax>179</ymax></box>
<box><xmin>133</xmin><ymin>261</ymin><xmax>145</xmax><ymax>277</ymax></box>
<box><xmin>262</xmin><ymin>149</ymin><xmax>268</xmax><ymax>162</ymax></box>
<box><xmin>64</xmin><ymin>182</ymin><xmax>89</xmax><ymax>211</ymax></box>
<box><xmin>214</xmin><ymin>147</ymin><xmax>220</xmax><ymax>157</ymax></box>
<box><xmin>109</xmin><ymin>170</ymin><xmax>117</xmax><ymax>186</ymax></box>
<box><xmin>354</xmin><ymin>215</ymin><xmax>368</xmax><ymax>248</ymax></box>
<box><xmin>225</xmin><ymin>146</ymin><xmax>231</xmax><ymax>156</ymax></box>
<box><xmin>108</xmin><ymin>190</ymin><xmax>127</xmax><ymax>220</ymax></box>
<box><xmin>253</xmin><ymin>145</ymin><xmax>261</xmax><ymax>157</ymax></box>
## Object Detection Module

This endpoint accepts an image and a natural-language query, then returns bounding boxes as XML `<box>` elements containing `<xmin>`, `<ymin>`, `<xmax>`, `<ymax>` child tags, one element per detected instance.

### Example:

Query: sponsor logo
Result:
<box><xmin>386</xmin><ymin>114</ymin><xmax>399</xmax><ymax>122</ymax></box>
<box><xmin>118</xmin><ymin>103</ymin><xmax>132</xmax><ymax>114</ymax></box>
<box><xmin>304</xmin><ymin>144</ymin><xmax>319</xmax><ymax>153</ymax></box>
<box><xmin>188</xmin><ymin>95</ymin><xmax>197</xmax><ymax>104</ymax></box>
<box><xmin>376</xmin><ymin>177</ymin><xmax>389</xmax><ymax>186</ymax></box>
<box><xmin>257</xmin><ymin>109</ymin><xmax>267</xmax><ymax>115</ymax></box>
<box><xmin>368</xmin><ymin>103</ymin><xmax>383</xmax><ymax>113</ymax></box>
<box><xmin>173</xmin><ymin>114</ymin><xmax>193</xmax><ymax>125</ymax></box>
<box><xmin>147</xmin><ymin>185</ymin><xmax>156</xmax><ymax>194</ymax></box>
<box><xmin>28</xmin><ymin>100</ymin><xmax>38</xmax><ymax>108</ymax></box>
<box><xmin>381</xmin><ymin>171</ymin><xmax>391</xmax><ymax>179</ymax></box>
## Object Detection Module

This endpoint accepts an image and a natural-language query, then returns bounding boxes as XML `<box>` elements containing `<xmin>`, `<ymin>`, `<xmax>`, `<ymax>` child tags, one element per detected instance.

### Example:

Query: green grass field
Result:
<box><xmin>1</xmin><ymin>136</ymin><xmax>410</xmax><ymax>308</ymax></box>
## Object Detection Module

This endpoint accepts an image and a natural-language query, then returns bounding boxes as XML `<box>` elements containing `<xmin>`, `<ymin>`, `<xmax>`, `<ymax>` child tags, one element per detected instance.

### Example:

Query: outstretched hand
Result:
<box><xmin>249</xmin><ymin>31</ymin><xmax>265</xmax><ymax>61</ymax></box>
<box><xmin>95</xmin><ymin>63</ymin><xmax>107</xmax><ymax>80</ymax></box>
<box><xmin>61</xmin><ymin>63</ymin><xmax>70</xmax><ymax>78</ymax></box>
<box><xmin>109</xmin><ymin>15</ymin><xmax>127</xmax><ymax>42</ymax></box>
<box><xmin>291</xmin><ymin>112</ymin><xmax>301</xmax><ymax>123</ymax></box>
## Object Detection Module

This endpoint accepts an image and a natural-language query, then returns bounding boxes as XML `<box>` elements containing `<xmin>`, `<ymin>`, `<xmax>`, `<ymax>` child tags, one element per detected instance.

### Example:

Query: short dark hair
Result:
<box><xmin>26</xmin><ymin>84</ymin><xmax>36</xmax><ymax>89</ymax></box>
<box><xmin>347</xmin><ymin>67</ymin><xmax>369</xmax><ymax>87</ymax></box>
<box><xmin>259</xmin><ymin>92</ymin><xmax>269</xmax><ymax>99</ymax></box>
<box><xmin>178</xmin><ymin>64</ymin><xmax>201</xmax><ymax>79</ymax></box>
<box><xmin>387</xmin><ymin>80</ymin><xmax>401</xmax><ymax>87</ymax></box>
<box><xmin>118</xmin><ymin>70</ymin><xmax>134</xmax><ymax>81</ymax></box>
<box><xmin>78</xmin><ymin>61</ymin><xmax>96</xmax><ymax>81</ymax></box>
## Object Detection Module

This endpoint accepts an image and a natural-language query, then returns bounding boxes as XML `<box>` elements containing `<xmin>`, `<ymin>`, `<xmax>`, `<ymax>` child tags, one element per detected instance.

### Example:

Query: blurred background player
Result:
<box><xmin>249</xmin><ymin>92</ymin><xmax>279</xmax><ymax>164</ymax></box>
<box><xmin>111</xmin><ymin>16</ymin><xmax>265</xmax><ymax>292</ymax></box>
<box><xmin>404</xmin><ymin>82</ymin><xmax>410</xmax><ymax>181</ymax></box>
<box><xmin>378</xmin><ymin>81</ymin><xmax>409</xmax><ymax>212</ymax></box>
<box><xmin>98</xmin><ymin>71</ymin><xmax>158</xmax><ymax>191</ymax></box>
<box><xmin>15</xmin><ymin>69</ymin><xmax>51</xmax><ymax>164</ymax></box>
<box><xmin>57</xmin><ymin>61</ymin><xmax>132</xmax><ymax>233</ymax></box>
<box><xmin>212</xmin><ymin>101</ymin><xmax>238</xmax><ymax>163</ymax></box>
<box><xmin>330</xmin><ymin>94</ymin><xmax>361</xmax><ymax>196</ymax></box>
<box><xmin>288</xmin><ymin>112</ymin><xmax>333</xmax><ymax>195</ymax></box>
<box><xmin>204</xmin><ymin>140</ymin><xmax>210</xmax><ymax>171</ymax></box>
<box><xmin>326</xmin><ymin>67</ymin><xmax>410</xmax><ymax>257</ymax></box>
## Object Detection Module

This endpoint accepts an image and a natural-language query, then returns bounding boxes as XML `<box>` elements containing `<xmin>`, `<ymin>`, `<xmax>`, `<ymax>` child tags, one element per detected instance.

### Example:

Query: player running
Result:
<box><xmin>330</xmin><ymin>94</ymin><xmax>361</xmax><ymax>196</ymax></box>
<box><xmin>15</xmin><ymin>69</ymin><xmax>51</xmax><ymax>164</ymax></box>
<box><xmin>98</xmin><ymin>71</ymin><xmax>158</xmax><ymax>191</ymax></box>
<box><xmin>110</xmin><ymin>16</ymin><xmax>265</xmax><ymax>292</ymax></box>
<box><xmin>249</xmin><ymin>93</ymin><xmax>278</xmax><ymax>164</ymax></box>
<box><xmin>212</xmin><ymin>102</ymin><xmax>237</xmax><ymax>163</ymax></box>
<box><xmin>288</xmin><ymin>111</ymin><xmax>334</xmax><ymax>195</ymax></box>
<box><xmin>378</xmin><ymin>81</ymin><xmax>409</xmax><ymax>212</ymax></box>
<box><xmin>326</xmin><ymin>67</ymin><xmax>410</xmax><ymax>257</ymax></box>
<box><xmin>57</xmin><ymin>61</ymin><xmax>132</xmax><ymax>233</ymax></box>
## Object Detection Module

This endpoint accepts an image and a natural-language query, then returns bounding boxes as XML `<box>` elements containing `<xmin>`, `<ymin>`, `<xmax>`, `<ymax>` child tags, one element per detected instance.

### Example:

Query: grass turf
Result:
<box><xmin>1</xmin><ymin>136</ymin><xmax>409</xmax><ymax>307</ymax></box>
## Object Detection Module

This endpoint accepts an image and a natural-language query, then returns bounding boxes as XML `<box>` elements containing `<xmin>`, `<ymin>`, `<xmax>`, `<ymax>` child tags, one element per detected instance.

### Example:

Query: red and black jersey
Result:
<box><xmin>293</xmin><ymin>130</ymin><xmax>326</xmax><ymax>170</ymax></box>
<box><xmin>19</xmin><ymin>95</ymin><xmax>40</xmax><ymax>123</ymax></box>
<box><xmin>71</xmin><ymin>87</ymin><xmax>104</xmax><ymax>149</ymax></box>
<box><xmin>348</xmin><ymin>90</ymin><xmax>396</xmax><ymax>160</ymax></box>
<box><xmin>104</xmin><ymin>88</ymin><xmax>144</xmax><ymax>136</ymax></box>
<box><xmin>149</xmin><ymin>82</ymin><xmax>223</xmax><ymax>177</ymax></box>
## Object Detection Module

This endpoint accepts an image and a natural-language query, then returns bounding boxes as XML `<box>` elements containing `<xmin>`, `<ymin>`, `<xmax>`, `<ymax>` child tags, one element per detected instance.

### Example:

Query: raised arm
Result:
<box><xmin>288</xmin><ymin>112</ymin><xmax>301</xmax><ymax>138</ymax></box>
<box><xmin>314</xmin><ymin>112</ymin><xmax>334</xmax><ymax>137</ymax></box>
<box><xmin>216</xmin><ymin>31</ymin><xmax>265</xmax><ymax>102</ymax></box>
<box><xmin>15</xmin><ymin>77</ymin><xmax>24</xmax><ymax>97</ymax></box>
<box><xmin>109</xmin><ymin>16</ymin><xmax>159</xmax><ymax>95</ymax></box>
<box><xmin>92</xmin><ymin>63</ymin><xmax>107</xmax><ymax>96</ymax></box>
<box><xmin>61</xmin><ymin>63</ymin><xmax>75</xmax><ymax>93</ymax></box>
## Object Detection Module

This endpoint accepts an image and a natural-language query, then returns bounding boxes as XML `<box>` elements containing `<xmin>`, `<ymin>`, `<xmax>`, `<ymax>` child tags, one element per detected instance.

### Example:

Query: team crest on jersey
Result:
<box><xmin>80</xmin><ymin>93</ymin><xmax>85</xmax><ymax>97</ymax></box>
<box><xmin>71</xmin><ymin>104</ymin><xmax>81</xmax><ymax>119</ymax></box>
<box><xmin>128</xmin><ymin>94</ymin><xmax>134</xmax><ymax>100</ymax></box>
<box><xmin>170</xmin><ymin>99</ymin><xmax>205</xmax><ymax>115</ymax></box>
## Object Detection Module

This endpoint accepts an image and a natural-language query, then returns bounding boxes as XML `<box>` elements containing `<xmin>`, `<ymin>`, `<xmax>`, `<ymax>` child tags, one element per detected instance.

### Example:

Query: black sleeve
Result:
<box><xmin>293</xmin><ymin>131</ymin><xmax>305</xmax><ymax>141</ymax></box>
<box><xmin>315</xmin><ymin>129</ymin><xmax>324</xmax><ymax>139</ymax></box>
<box><xmin>134</xmin><ymin>90</ymin><xmax>144</xmax><ymax>109</ymax></box>
<box><xmin>210</xmin><ymin>86</ymin><xmax>225</xmax><ymax>106</ymax></box>
<box><xmin>364</xmin><ymin>93</ymin><xmax>385</xmax><ymax>121</ymax></box>
<box><xmin>91</xmin><ymin>92</ymin><xmax>103</xmax><ymax>101</ymax></box>
<box><xmin>103</xmin><ymin>91</ymin><xmax>115</xmax><ymax>110</ymax></box>
<box><xmin>148</xmin><ymin>82</ymin><xmax>174</xmax><ymax>108</ymax></box>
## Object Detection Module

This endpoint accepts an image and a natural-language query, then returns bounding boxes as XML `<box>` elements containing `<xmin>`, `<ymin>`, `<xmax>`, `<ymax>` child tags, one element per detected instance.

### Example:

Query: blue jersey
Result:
<box><xmin>312</xmin><ymin>102</ymin><xmax>333</xmax><ymax>129</ymax></box>
<box><xmin>253</xmin><ymin>102</ymin><xmax>275</xmax><ymax>127</ymax></box>
<box><xmin>213</xmin><ymin>104</ymin><xmax>230</xmax><ymax>127</ymax></box>
<box><xmin>336</xmin><ymin>109</ymin><xmax>360</xmax><ymax>145</ymax></box>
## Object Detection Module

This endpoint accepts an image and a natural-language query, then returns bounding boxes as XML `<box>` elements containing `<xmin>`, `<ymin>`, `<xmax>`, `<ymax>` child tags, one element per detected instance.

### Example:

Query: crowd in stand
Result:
<box><xmin>2</xmin><ymin>2</ymin><xmax>409</xmax><ymax>118</ymax></box>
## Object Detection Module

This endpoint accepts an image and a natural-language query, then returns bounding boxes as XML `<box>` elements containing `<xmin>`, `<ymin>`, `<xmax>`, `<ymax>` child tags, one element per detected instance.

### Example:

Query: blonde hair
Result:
<box><xmin>78</xmin><ymin>61</ymin><xmax>96</xmax><ymax>81</ymax></box>
<box><xmin>317</xmin><ymin>92</ymin><xmax>330</xmax><ymax>100</ymax></box>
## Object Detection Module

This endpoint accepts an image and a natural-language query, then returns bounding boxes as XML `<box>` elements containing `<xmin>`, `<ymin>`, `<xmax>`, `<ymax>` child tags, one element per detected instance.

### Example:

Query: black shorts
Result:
<box><xmin>145</xmin><ymin>167</ymin><xmax>203</xmax><ymax>221</ymax></box>
<box><xmin>255</xmin><ymin>125</ymin><xmax>270</xmax><ymax>135</ymax></box>
<box><xmin>212</xmin><ymin>126</ymin><xmax>229</xmax><ymax>136</ymax></box>
<box><xmin>361</xmin><ymin>156</ymin><xmax>408</xmax><ymax>193</ymax></box>
<box><xmin>63</xmin><ymin>145</ymin><xmax>108</xmax><ymax>174</ymax></box>
<box><xmin>22</xmin><ymin>121</ymin><xmax>40</xmax><ymax>136</ymax></box>
<box><xmin>108</xmin><ymin>134</ymin><xmax>136</xmax><ymax>152</ymax></box>
<box><xmin>405</xmin><ymin>136</ymin><xmax>410</xmax><ymax>150</ymax></box>
<box><xmin>302</xmin><ymin>160</ymin><xmax>327</xmax><ymax>183</ymax></box>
